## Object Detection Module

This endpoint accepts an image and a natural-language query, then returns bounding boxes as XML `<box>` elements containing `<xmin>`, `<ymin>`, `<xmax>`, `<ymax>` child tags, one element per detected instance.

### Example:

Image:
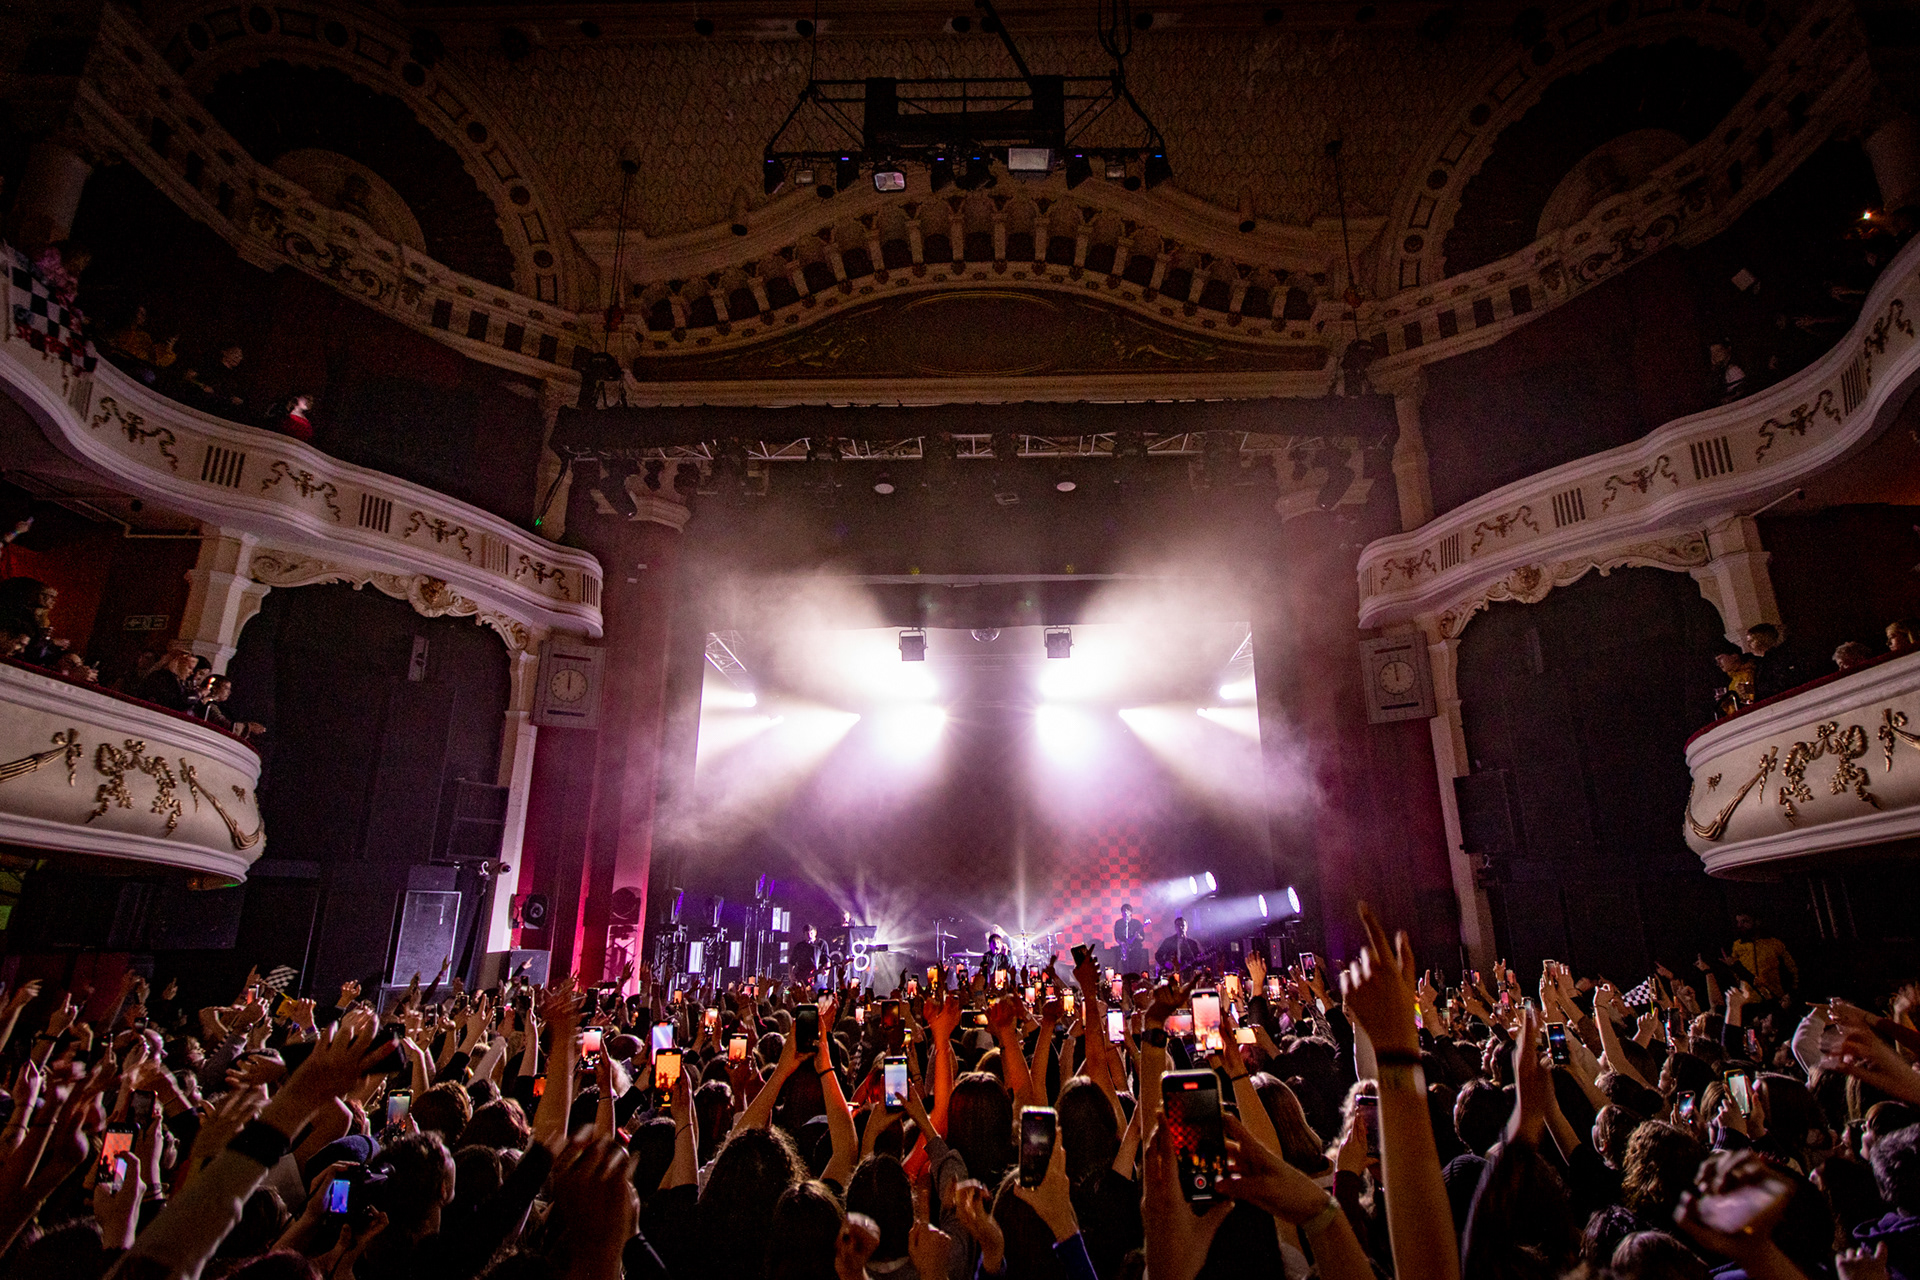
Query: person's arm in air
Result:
<box><xmin>818</xmin><ymin>1001</ymin><xmax>858</xmax><ymax>1187</ymax></box>
<box><xmin>732</xmin><ymin>1020</ymin><xmax>800</xmax><ymax>1135</ymax></box>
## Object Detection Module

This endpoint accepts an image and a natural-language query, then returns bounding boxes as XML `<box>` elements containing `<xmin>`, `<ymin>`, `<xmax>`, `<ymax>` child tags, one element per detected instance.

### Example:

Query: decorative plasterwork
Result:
<box><xmin>247</xmin><ymin>549</ymin><xmax>534</xmax><ymax>654</ymax></box>
<box><xmin>76</xmin><ymin>6</ymin><xmax>592</xmax><ymax>380</ymax></box>
<box><xmin>0</xmin><ymin>299</ymin><xmax>605</xmax><ymax>642</ymax></box>
<box><xmin>1359</xmin><ymin>0</ymin><xmax>1870</xmax><ymax>373</ymax></box>
<box><xmin>1684</xmin><ymin>651</ymin><xmax>1920</xmax><ymax>875</ymax></box>
<box><xmin>0</xmin><ymin>661</ymin><xmax>263</xmax><ymax>881</ymax></box>
<box><xmin>1358</xmin><ymin>229</ymin><xmax>1920</xmax><ymax>632</ymax></box>
<box><xmin>1373</xmin><ymin>0</ymin><xmax>1782</xmax><ymax>297</ymax></box>
<box><xmin>1430</xmin><ymin>530</ymin><xmax>1710</xmax><ymax>640</ymax></box>
<box><xmin>149</xmin><ymin>0</ymin><xmax>575</xmax><ymax>308</ymax></box>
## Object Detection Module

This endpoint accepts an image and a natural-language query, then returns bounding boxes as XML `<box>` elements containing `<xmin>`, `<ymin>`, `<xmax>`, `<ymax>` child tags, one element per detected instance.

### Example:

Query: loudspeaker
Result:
<box><xmin>1456</xmin><ymin>771</ymin><xmax>1519</xmax><ymax>858</ymax></box>
<box><xmin>517</xmin><ymin>893</ymin><xmax>550</xmax><ymax>930</ymax></box>
<box><xmin>389</xmin><ymin>889</ymin><xmax>460</xmax><ymax>985</ymax></box>
<box><xmin>507</xmin><ymin>948</ymin><xmax>551</xmax><ymax>985</ymax></box>
<box><xmin>610</xmin><ymin>887</ymin><xmax>643</xmax><ymax>925</ymax></box>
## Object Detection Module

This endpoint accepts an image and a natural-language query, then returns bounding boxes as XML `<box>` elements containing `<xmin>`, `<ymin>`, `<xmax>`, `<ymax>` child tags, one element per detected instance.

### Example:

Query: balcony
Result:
<box><xmin>1684</xmin><ymin>651</ymin><xmax>1920</xmax><ymax>875</ymax></box>
<box><xmin>0</xmin><ymin>287</ymin><xmax>603</xmax><ymax>642</ymax></box>
<box><xmin>0</xmin><ymin>660</ymin><xmax>263</xmax><ymax>882</ymax></box>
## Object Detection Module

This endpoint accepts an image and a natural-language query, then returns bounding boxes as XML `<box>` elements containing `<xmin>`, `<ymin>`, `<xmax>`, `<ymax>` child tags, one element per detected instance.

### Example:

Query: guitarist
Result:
<box><xmin>1113</xmin><ymin>904</ymin><xmax>1150</xmax><ymax>973</ymax></box>
<box><xmin>1154</xmin><ymin>915</ymin><xmax>1202</xmax><ymax>974</ymax></box>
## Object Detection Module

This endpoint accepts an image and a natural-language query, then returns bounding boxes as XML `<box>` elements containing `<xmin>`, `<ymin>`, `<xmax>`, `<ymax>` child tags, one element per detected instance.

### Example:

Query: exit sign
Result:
<box><xmin>123</xmin><ymin>614</ymin><xmax>169</xmax><ymax>631</ymax></box>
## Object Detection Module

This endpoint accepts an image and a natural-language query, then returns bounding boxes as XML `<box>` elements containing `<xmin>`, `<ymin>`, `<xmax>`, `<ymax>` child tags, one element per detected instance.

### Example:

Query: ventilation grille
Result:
<box><xmin>200</xmin><ymin>445</ymin><xmax>244</xmax><ymax>488</ymax></box>
<box><xmin>1550</xmin><ymin>486</ymin><xmax>1587</xmax><ymax>528</ymax></box>
<box><xmin>1841</xmin><ymin>358</ymin><xmax>1866</xmax><ymax>416</ymax></box>
<box><xmin>581</xmin><ymin>576</ymin><xmax>602</xmax><ymax>608</ymax></box>
<box><xmin>1690</xmin><ymin>435</ymin><xmax>1735</xmax><ymax>480</ymax></box>
<box><xmin>480</xmin><ymin>534</ymin><xmax>510</xmax><ymax>576</ymax></box>
<box><xmin>358</xmin><ymin>494</ymin><xmax>393</xmax><ymax>533</ymax></box>
<box><xmin>1438</xmin><ymin>533</ymin><xmax>1462</xmax><ymax>570</ymax></box>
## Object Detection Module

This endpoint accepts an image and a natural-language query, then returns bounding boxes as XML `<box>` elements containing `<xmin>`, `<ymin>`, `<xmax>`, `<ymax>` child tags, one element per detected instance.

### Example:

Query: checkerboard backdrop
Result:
<box><xmin>1037</xmin><ymin>815</ymin><xmax>1147</xmax><ymax>954</ymax></box>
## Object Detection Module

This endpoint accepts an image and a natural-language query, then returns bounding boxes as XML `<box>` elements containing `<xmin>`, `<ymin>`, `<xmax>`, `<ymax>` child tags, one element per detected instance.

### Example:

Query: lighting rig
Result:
<box><xmin>760</xmin><ymin>0</ymin><xmax>1171</xmax><ymax>199</ymax></box>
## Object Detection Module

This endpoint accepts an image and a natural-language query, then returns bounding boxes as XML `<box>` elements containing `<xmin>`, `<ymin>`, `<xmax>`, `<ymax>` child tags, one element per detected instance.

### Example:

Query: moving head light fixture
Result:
<box><xmin>760</xmin><ymin>0</ymin><xmax>1170</xmax><ymax>199</ymax></box>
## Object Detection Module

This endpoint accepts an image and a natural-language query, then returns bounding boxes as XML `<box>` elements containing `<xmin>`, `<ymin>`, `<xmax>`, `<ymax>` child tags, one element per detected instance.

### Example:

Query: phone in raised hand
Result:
<box><xmin>1018</xmin><ymin>1106</ymin><xmax>1057</xmax><ymax>1188</ymax></box>
<box><xmin>1160</xmin><ymin>1071</ymin><xmax>1227</xmax><ymax>1205</ymax></box>
<box><xmin>883</xmin><ymin>1055</ymin><xmax>908</xmax><ymax>1112</ymax></box>
<box><xmin>728</xmin><ymin>1035</ymin><xmax>747</xmax><ymax>1062</ymax></box>
<box><xmin>1546</xmin><ymin>1022</ymin><xmax>1570</xmax><ymax>1065</ymax></box>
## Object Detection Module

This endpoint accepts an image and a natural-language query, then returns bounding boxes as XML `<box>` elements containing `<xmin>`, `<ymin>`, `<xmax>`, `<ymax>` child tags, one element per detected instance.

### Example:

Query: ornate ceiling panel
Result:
<box><xmin>455</xmin><ymin>24</ymin><xmax>1501</xmax><ymax>240</ymax></box>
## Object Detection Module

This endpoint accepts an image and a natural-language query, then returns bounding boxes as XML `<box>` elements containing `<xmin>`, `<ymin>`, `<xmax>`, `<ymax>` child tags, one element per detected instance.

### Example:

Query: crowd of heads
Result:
<box><xmin>1713</xmin><ymin>620</ymin><xmax>1919</xmax><ymax>720</ymax></box>
<box><xmin>0</xmin><ymin>898</ymin><xmax>1912</xmax><ymax>1280</ymax></box>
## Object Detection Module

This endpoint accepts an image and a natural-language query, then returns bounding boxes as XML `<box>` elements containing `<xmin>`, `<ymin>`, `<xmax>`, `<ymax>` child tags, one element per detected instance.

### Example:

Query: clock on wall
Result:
<box><xmin>534</xmin><ymin>640</ymin><xmax>604</xmax><ymax>728</ymax></box>
<box><xmin>1359</xmin><ymin>634</ymin><xmax>1435</xmax><ymax>724</ymax></box>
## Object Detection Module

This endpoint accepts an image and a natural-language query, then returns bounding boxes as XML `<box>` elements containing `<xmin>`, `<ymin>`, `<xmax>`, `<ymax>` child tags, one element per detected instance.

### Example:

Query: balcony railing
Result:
<box><xmin>0</xmin><ymin>659</ymin><xmax>263</xmax><ymax>882</ymax></box>
<box><xmin>1684</xmin><ymin>650</ymin><xmax>1920</xmax><ymax>875</ymax></box>
<box><xmin>0</xmin><ymin>286</ymin><xmax>604</xmax><ymax>642</ymax></box>
<box><xmin>1357</xmin><ymin>229</ymin><xmax>1920</xmax><ymax>638</ymax></box>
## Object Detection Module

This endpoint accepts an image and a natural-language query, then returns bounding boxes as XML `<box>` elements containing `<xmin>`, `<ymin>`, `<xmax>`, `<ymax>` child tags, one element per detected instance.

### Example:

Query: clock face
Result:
<box><xmin>549</xmin><ymin>667</ymin><xmax>589</xmax><ymax>703</ymax></box>
<box><xmin>1377</xmin><ymin>658</ymin><xmax>1416</xmax><ymax>696</ymax></box>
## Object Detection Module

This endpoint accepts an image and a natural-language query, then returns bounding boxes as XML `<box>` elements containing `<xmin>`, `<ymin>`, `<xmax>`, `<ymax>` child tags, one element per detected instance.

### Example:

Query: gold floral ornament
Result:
<box><xmin>1687</xmin><ymin>747</ymin><xmax>1775</xmax><ymax>841</ymax></box>
<box><xmin>180</xmin><ymin>761</ymin><xmax>263</xmax><ymax>851</ymax></box>
<box><xmin>88</xmin><ymin>739</ymin><xmax>183</xmax><ymax>834</ymax></box>
<box><xmin>1776</xmin><ymin>722</ymin><xmax>1878</xmax><ymax>823</ymax></box>
<box><xmin>0</xmin><ymin>730</ymin><xmax>83</xmax><ymax>786</ymax></box>
<box><xmin>1882</xmin><ymin>709</ymin><xmax>1920</xmax><ymax>771</ymax></box>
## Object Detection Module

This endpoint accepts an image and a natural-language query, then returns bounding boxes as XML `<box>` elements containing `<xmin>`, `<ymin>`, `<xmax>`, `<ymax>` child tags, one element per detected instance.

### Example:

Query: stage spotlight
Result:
<box><xmin>1007</xmin><ymin>147</ymin><xmax>1051</xmax><ymax>174</ymax></box>
<box><xmin>1054</xmin><ymin>473</ymin><xmax>1077</xmax><ymax>492</ymax></box>
<box><xmin>872</xmin><ymin>163</ymin><xmax>906</xmax><ymax>192</ymax></box>
<box><xmin>704</xmin><ymin>682</ymin><xmax>759</xmax><ymax>710</ymax></box>
<box><xmin>899</xmin><ymin>629</ymin><xmax>927</xmax><ymax>662</ymax></box>
<box><xmin>836</xmin><ymin>154</ymin><xmax>860</xmax><ymax>192</ymax></box>
<box><xmin>1034</xmin><ymin>704</ymin><xmax>1099</xmax><ymax>759</ymax></box>
<box><xmin>1064</xmin><ymin>152</ymin><xmax>1093</xmax><ymax>189</ymax></box>
<box><xmin>874</xmin><ymin>704</ymin><xmax>946</xmax><ymax>753</ymax></box>
<box><xmin>795</xmin><ymin>167</ymin><xmax>816</xmax><ymax>187</ymax></box>
<box><xmin>1258</xmin><ymin>893</ymin><xmax>1268</xmax><ymax>919</ymax></box>
<box><xmin>762</xmin><ymin>156</ymin><xmax>786</xmax><ymax>197</ymax></box>
<box><xmin>1204</xmin><ymin>871</ymin><xmax>1217</xmax><ymax>893</ymax></box>
<box><xmin>1218</xmin><ymin>677</ymin><xmax>1255</xmax><ymax>701</ymax></box>
<box><xmin>1105</xmin><ymin>158</ymin><xmax>1128</xmax><ymax>181</ymax></box>
<box><xmin>1044</xmin><ymin>626</ymin><xmax>1073</xmax><ymax>659</ymax></box>
<box><xmin>929</xmin><ymin>154</ymin><xmax>954</xmax><ymax>192</ymax></box>
<box><xmin>873</xmin><ymin>471</ymin><xmax>896</xmax><ymax>494</ymax></box>
<box><xmin>1144</xmin><ymin>150</ymin><xmax>1172</xmax><ymax>190</ymax></box>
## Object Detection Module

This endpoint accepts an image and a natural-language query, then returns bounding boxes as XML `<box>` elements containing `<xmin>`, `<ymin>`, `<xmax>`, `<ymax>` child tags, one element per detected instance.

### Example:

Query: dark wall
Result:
<box><xmin>221</xmin><ymin>582</ymin><xmax>509</xmax><ymax>997</ymax></box>
<box><xmin>1454</xmin><ymin>565</ymin><xmax>1918</xmax><ymax>994</ymax></box>
<box><xmin>1761</xmin><ymin>504</ymin><xmax>1920</xmax><ymax>672</ymax></box>
<box><xmin>69</xmin><ymin>165</ymin><xmax>542</xmax><ymax>524</ymax></box>
<box><xmin>1425</xmin><ymin>142</ymin><xmax>1884</xmax><ymax>515</ymax></box>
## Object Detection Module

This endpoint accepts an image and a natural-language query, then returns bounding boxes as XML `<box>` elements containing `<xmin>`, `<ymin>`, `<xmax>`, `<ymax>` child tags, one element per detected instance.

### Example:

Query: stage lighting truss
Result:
<box><xmin>759</xmin><ymin>1</ymin><xmax>1168</xmax><ymax>196</ymax></box>
<box><xmin>704</xmin><ymin>629</ymin><xmax>751</xmax><ymax>687</ymax></box>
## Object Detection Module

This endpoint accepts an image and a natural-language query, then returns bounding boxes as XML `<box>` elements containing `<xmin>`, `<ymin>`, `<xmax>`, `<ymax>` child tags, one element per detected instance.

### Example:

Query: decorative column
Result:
<box><xmin>485</xmin><ymin>633</ymin><xmax>546</xmax><ymax>954</ymax></box>
<box><xmin>9</xmin><ymin>140</ymin><xmax>93</xmax><ymax>251</ymax></box>
<box><xmin>1378</xmin><ymin>368</ymin><xmax>1435</xmax><ymax>532</ymax></box>
<box><xmin>1418</xmin><ymin>617</ymin><xmax>1497</xmax><ymax>972</ymax></box>
<box><xmin>1690</xmin><ymin>516</ymin><xmax>1781</xmax><ymax>647</ymax></box>
<box><xmin>1864</xmin><ymin>110</ymin><xmax>1920</xmax><ymax>213</ymax></box>
<box><xmin>532</xmin><ymin>378</ymin><xmax>576</xmax><ymax>541</ymax></box>
<box><xmin>175</xmin><ymin>530</ymin><xmax>271</xmax><ymax>672</ymax></box>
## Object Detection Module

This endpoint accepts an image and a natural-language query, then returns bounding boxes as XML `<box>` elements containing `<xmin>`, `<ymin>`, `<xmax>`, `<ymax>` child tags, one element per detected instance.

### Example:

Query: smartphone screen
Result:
<box><xmin>324</xmin><ymin>1176</ymin><xmax>353</xmax><ymax>1216</ymax></box>
<box><xmin>655</xmin><ymin>1050</ymin><xmax>682</xmax><ymax>1092</ymax></box>
<box><xmin>1110</xmin><ymin>977</ymin><xmax>1124</xmax><ymax>1002</ymax></box>
<box><xmin>385</xmin><ymin>1090</ymin><xmax>411</xmax><ymax>1127</ymax></box>
<box><xmin>583</xmin><ymin>1028</ymin><xmax>607</xmax><ymax>1057</ymax></box>
<box><xmin>855</xmin><ymin>1005</ymin><xmax>867</xmax><ymax>1025</ymax></box>
<box><xmin>98</xmin><ymin>1127</ymin><xmax>135</xmax><ymax>1179</ymax></box>
<box><xmin>533</xmin><ymin>1075</ymin><xmax>547</xmax><ymax>1097</ymax></box>
<box><xmin>1019</xmin><ymin>1106</ymin><xmax>1058</xmax><ymax>1188</ymax></box>
<box><xmin>703</xmin><ymin>1008</ymin><xmax>719</xmax><ymax>1030</ymax></box>
<box><xmin>1192</xmin><ymin>991</ymin><xmax>1221</xmax><ymax>1035</ymax></box>
<box><xmin>130</xmin><ymin>1090</ymin><xmax>156</xmax><ymax>1127</ymax></box>
<box><xmin>1677</xmin><ymin>1092</ymin><xmax>1697</xmax><ymax>1123</ymax></box>
<box><xmin>1265</xmin><ymin>977</ymin><xmax>1282</xmax><ymax>1000</ymax></box>
<box><xmin>1166</xmin><ymin>1012</ymin><xmax>1194</xmax><ymax>1036</ymax></box>
<box><xmin>1024</xmin><ymin>985</ymin><xmax>1037</xmax><ymax>1005</ymax></box>
<box><xmin>1161</xmin><ymin>1071</ymin><xmax>1227</xmax><ymax>1205</ymax></box>
<box><xmin>927</xmin><ymin>966</ymin><xmax>940</xmax><ymax>988</ymax></box>
<box><xmin>1546</xmin><ymin>1023</ymin><xmax>1570</xmax><ymax>1065</ymax></box>
<box><xmin>1107</xmin><ymin>1009</ymin><xmax>1125</xmax><ymax>1042</ymax></box>
<box><xmin>1222</xmin><ymin>975</ymin><xmax>1241</xmax><ymax>999</ymax></box>
<box><xmin>1355</xmin><ymin>1094</ymin><xmax>1381</xmax><ymax>1157</ymax></box>
<box><xmin>729</xmin><ymin>1035</ymin><xmax>747</xmax><ymax>1062</ymax></box>
<box><xmin>883</xmin><ymin>1055</ymin><xmax>908</xmax><ymax>1111</ymax></box>
<box><xmin>648</xmin><ymin>1023</ymin><xmax>672</xmax><ymax>1053</ymax></box>
<box><xmin>795</xmin><ymin>1005</ymin><xmax>819</xmax><ymax>1054</ymax></box>
<box><xmin>1235</xmin><ymin>1027</ymin><xmax>1255</xmax><ymax>1046</ymax></box>
<box><xmin>1062</xmin><ymin>991</ymin><xmax>1076</xmax><ymax>1016</ymax></box>
<box><xmin>1726</xmin><ymin>1072</ymin><xmax>1752</xmax><ymax>1117</ymax></box>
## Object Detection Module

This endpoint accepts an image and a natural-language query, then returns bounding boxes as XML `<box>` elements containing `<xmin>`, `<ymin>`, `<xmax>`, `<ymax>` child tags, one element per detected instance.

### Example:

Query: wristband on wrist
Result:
<box><xmin>1371</xmin><ymin>1049</ymin><xmax>1422</xmax><ymax>1067</ymax></box>
<box><xmin>1142</xmin><ymin>1027</ymin><xmax>1168</xmax><ymax>1049</ymax></box>
<box><xmin>227</xmin><ymin>1119</ymin><xmax>292</xmax><ymax>1167</ymax></box>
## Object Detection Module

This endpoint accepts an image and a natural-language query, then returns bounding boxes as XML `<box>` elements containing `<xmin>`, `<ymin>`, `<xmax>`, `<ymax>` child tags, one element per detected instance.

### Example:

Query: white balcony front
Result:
<box><xmin>1685</xmin><ymin>651</ymin><xmax>1920</xmax><ymax>876</ymax></box>
<box><xmin>0</xmin><ymin>661</ymin><xmax>264</xmax><ymax>883</ymax></box>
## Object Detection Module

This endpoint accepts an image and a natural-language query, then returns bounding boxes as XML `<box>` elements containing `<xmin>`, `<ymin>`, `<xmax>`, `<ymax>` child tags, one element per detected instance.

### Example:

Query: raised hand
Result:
<box><xmin>1142</xmin><ymin>1120</ymin><xmax>1230</xmax><ymax>1280</ymax></box>
<box><xmin>952</xmin><ymin>1181</ymin><xmax>1005</xmax><ymax>1274</ymax></box>
<box><xmin>1012</xmin><ymin>1123</ymin><xmax>1079</xmax><ymax>1242</ymax></box>
<box><xmin>1218</xmin><ymin>1113</ymin><xmax>1338</xmax><ymax>1225</ymax></box>
<box><xmin>1339</xmin><ymin>902</ymin><xmax>1420</xmax><ymax>1057</ymax></box>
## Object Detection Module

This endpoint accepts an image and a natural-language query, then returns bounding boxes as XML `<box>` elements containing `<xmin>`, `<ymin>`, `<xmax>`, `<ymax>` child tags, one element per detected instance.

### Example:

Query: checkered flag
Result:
<box><xmin>6</xmin><ymin>245</ymin><xmax>97</xmax><ymax>373</ymax></box>
<box><xmin>261</xmin><ymin>965</ymin><xmax>298</xmax><ymax>993</ymax></box>
<box><xmin>1620</xmin><ymin>977</ymin><xmax>1657</xmax><ymax>1010</ymax></box>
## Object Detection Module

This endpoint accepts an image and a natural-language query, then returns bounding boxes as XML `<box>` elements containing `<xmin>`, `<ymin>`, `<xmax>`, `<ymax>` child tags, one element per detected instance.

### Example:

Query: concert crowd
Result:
<box><xmin>0</xmin><ymin>901</ymin><xmax>1911</xmax><ymax>1280</ymax></box>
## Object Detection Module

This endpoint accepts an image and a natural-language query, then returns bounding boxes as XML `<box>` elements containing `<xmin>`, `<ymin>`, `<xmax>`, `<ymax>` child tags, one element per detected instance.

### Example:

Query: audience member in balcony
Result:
<box><xmin>103</xmin><ymin>304</ymin><xmax>179</xmax><ymax>386</ymax></box>
<box><xmin>31</xmin><ymin>241</ymin><xmax>89</xmax><ymax>308</ymax></box>
<box><xmin>1744</xmin><ymin>623</ymin><xmax>1804</xmax><ymax>701</ymax></box>
<box><xmin>265</xmin><ymin>392</ymin><xmax>316</xmax><ymax>443</ymax></box>
<box><xmin>194</xmin><ymin>674</ymin><xmax>265</xmax><ymax>739</ymax></box>
<box><xmin>135</xmin><ymin>647</ymin><xmax>200</xmax><ymax>712</ymax></box>
<box><xmin>182</xmin><ymin>342</ymin><xmax>248</xmax><ymax>414</ymax></box>
<box><xmin>1835</xmin><ymin>641</ymin><xmax>1876</xmax><ymax>674</ymax></box>
<box><xmin>1890</xmin><ymin>620</ymin><xmax>1918</xmax><ymax>656</ymax></box>
<box><xmin>0</xmin><ymin>577</ymin><xmax>86</xmax><ymax>675</ymax></box>
<box><xmin>1708</xmin><ymin>339</ymin><xmax>1750</xmax><ymax>404</ymax></box>
<box><xmin>1713</xmin><ymin>652</ymin><xmax>1757</xmax><ymax>718</ymax></box>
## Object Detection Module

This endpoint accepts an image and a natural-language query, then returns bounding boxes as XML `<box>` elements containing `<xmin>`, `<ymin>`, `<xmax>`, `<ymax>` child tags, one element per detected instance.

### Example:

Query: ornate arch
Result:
<box><xmin>1372</xmin><ymin>0</ymin><xmax>1782</xmax><ymax>297</ymax></box>
<box><xmin>152</xmin><ymin>0</ymin><xmax>574</xmax><ymax>307</ymax></box>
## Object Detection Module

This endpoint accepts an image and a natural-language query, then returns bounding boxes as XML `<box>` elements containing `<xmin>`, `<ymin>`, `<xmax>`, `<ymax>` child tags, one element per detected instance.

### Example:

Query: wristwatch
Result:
<box><xmin>1142</xmin><ymin>1027</ymin><xmax>1169</xmax><ymax>1049</ymax></box>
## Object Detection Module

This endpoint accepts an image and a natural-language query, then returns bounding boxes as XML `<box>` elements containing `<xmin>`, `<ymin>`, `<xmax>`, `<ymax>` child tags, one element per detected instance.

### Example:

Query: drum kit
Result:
<box><xmin>945</xmin><ymin>929</ymin><xmax>1058</xmax><ymax>971</ymax></box>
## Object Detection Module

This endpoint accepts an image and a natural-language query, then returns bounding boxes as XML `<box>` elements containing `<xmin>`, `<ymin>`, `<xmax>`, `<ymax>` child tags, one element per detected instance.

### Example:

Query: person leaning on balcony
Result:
<box><xmin>182</xmin><ymin>342</ymin><xmax>248</xmax><ymax>413</ymax></box>
<box><xmin>136</xmin><ymin>648</ymin><xmax>199</xmax><ymax>713</ymax></box>
<box><xmin>1743</xmin><ymin>623</ymin><xmax>1804</xmax><ymax>702</ymax></box>
<box><xmin>1726</xmin><ymin>912</ymin><xmax>1798</xmax><ymax>1009</ymax></box>
<box><xmin>1835</xmin><ymin>641</ymin><xmax>1876</xmax><ymax>673</ymax></box>
<box><xmin>1713</xmin><ymin>652</ymin><xmax>1757</xmax><ymax>718</ymax></box>
<box><xmin>1889</xmin><ymin>619</ymin><xmax>1919</xmax><ymax>656</ymax></box>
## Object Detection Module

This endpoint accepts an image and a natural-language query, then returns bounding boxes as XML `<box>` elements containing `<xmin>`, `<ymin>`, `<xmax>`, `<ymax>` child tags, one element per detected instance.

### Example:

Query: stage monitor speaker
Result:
<box><xmin>1455</xmin><ymin>771</ymin><xmax>1518</xmax><ymax>857</ymax></box>
<box><xmin>389</xmin><ymin>889</ymin><xmax>460</xmax><ymax>985</ymax></box>
<box><xmin>517</xmin><ymin>893</ymin><xmax>549</xmax><ymax>930</ymax></box>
